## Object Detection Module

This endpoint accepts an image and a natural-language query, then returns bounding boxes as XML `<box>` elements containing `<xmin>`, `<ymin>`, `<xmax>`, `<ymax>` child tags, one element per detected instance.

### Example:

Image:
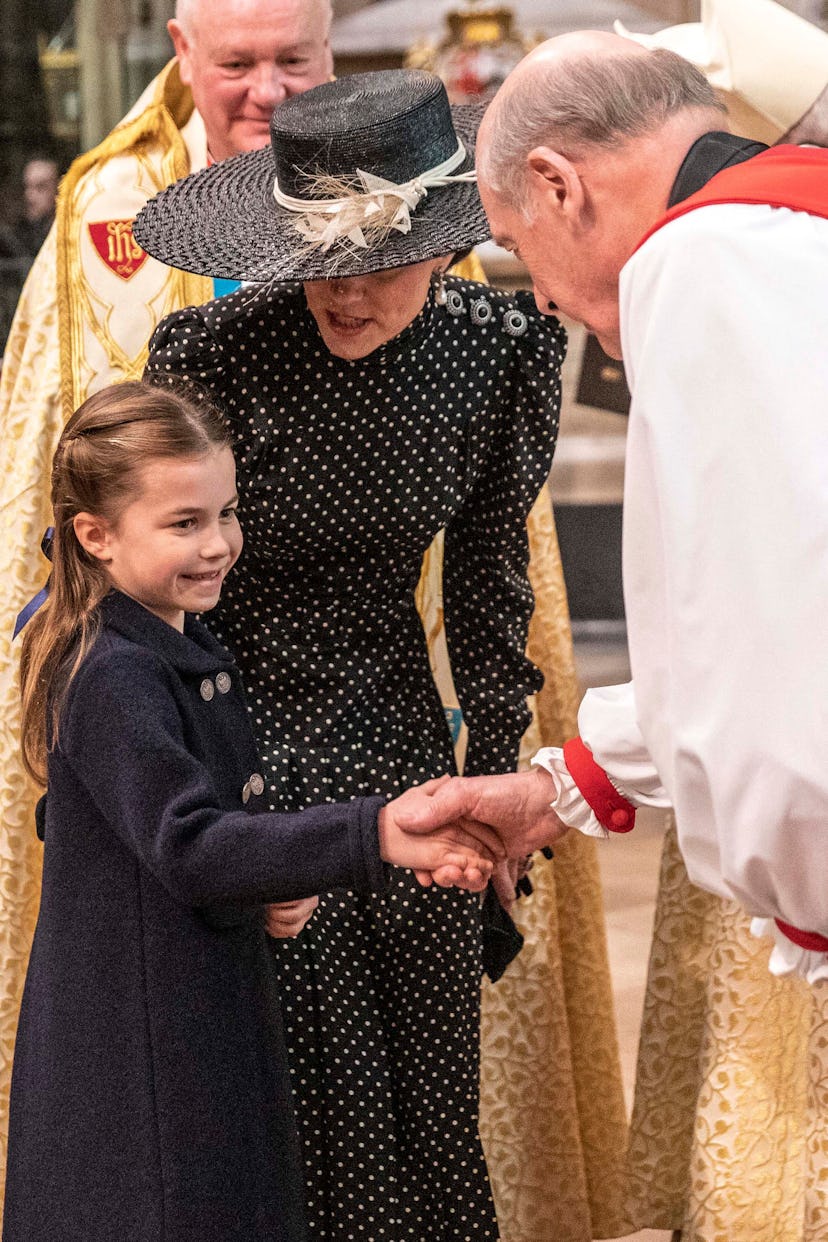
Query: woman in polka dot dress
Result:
<box><xmin>137</xmin><ymin>71</ymin><xmax>566</xmax><ymax>1240</ymax></box>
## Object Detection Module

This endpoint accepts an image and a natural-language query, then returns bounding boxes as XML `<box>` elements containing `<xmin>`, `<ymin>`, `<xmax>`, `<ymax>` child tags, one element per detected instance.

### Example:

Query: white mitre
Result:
<box><xmin>616</xmin><ymin>0</ymin><xmax>828</xmax><ymax>143</ymax></box>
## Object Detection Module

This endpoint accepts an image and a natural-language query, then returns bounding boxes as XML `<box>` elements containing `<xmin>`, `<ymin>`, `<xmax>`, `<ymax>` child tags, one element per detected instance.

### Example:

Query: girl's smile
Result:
<box><xmin>77</xmin><ymin>446</ymin><xmax>243</xmax><ymax>631</ymax></box>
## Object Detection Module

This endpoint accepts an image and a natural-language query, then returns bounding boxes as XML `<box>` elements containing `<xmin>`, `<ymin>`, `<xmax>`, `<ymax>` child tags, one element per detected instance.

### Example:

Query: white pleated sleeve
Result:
<box><xmin>532</xmin><ymin>682</ymin><xmax>671</xmax><ymax>837</ymax></box>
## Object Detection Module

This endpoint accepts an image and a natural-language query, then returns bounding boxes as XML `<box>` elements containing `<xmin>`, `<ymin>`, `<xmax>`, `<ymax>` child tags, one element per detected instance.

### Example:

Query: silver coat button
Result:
<box><xmin>215</xmin><ymin>671</ymin><xmax>232</xmax><ymax>694</ymax></box>
<box><xmin>470</xmin><ymin>296</ymin><xmax>493</xmax><ymax>325</ymax></box>
<box><xmin>242</xmin><ymin>773</ymin><xmax>265</xmax><ymax>805</ymax></box>
<box><xmin>503</xmin><ymin>308</ymin><xmax>529</xmax><ymax>337</ymax></box>
<box><xmin>446</xmin><ymin>288</ymin><xmax>465</xmax><ymax>317</ymax></box>
<box><xmin>200</xmin><ymin>678</ymin><xmax>215</xmax><ymax>702</ymax></box>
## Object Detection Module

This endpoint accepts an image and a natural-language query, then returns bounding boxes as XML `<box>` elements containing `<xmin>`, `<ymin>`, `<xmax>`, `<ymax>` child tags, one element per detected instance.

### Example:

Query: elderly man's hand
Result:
<box><xmin>379</xmin><ymin>776</ymin><xmax>506</xmax><ymax>891</ymax></box>
<box><xmin>394</xmin><ymin>767</ymin><xmax>569</xmax><ymax>857</ymax></box>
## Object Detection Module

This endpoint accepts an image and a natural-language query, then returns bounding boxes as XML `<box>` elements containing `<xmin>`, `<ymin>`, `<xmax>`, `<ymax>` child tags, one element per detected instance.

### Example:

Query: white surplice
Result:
<box><xmin>535</xmin><ymin>199</ymin><xmax>828</xmax><ymax>966</ymax></box>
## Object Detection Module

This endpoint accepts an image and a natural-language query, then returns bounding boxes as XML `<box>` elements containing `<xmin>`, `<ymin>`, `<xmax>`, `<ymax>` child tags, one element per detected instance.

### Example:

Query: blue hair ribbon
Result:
<box><xmin>13</xmin><ymin>528</ymin><xmax>54</xmax><ymax>639</ymax></box>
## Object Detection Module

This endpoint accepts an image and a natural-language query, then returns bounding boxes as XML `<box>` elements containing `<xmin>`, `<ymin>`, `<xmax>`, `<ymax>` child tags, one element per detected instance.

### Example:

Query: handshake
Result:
<box><xmin>264</xmin><ymin>768</ymin><xmax>569</xmax><ymax>939</ymax></box>
<box><xmin>378</xmin><ymin>767</ymin><xmax>570</xmax><ymax>897</ymax></box>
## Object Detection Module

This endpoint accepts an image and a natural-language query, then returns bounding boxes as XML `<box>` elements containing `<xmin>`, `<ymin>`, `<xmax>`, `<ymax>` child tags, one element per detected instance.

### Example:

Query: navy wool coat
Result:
<box><xmin>4</xmin><ymin>591</ymin><xmax>386</xmax><ymax>1242</ymax></box>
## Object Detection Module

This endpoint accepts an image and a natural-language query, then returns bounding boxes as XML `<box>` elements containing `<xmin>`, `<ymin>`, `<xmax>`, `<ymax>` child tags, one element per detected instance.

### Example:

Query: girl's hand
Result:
<box><xmin>264</xmin><ymin>896</ymin><xmax>319</xmax><ymax>938</ymax></box>
<box><xmin>378</xmin><ymin>778</ymin><xmax>503</xmax><ymax>893</ymax></box>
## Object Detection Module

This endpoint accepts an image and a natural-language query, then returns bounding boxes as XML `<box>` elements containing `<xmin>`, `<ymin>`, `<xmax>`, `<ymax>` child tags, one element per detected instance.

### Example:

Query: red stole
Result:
<box><xmin>637</xmin><ymin>144</ymin><xmax>828</xmax><ymax>254</ymax></box>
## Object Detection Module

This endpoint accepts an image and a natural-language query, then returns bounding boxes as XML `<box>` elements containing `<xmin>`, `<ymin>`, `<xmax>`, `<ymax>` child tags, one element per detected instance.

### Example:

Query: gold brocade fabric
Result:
<box><xmin>0</xmin><ymin>123</ymin><xmax>628</xmax><ymax>1241</ymax></box>
<box><xmin>55</xmin><ymin>62</ymin><xmax>210</xmax><ymax>416</ymax></box>
<box><xmin>623</xmin><ymin>820</ymin><xmax>828</xmax><ymax>1241</ymax></box>
<box><xmin>481</xmin><ymin>491</ymin><xmax>629</xmax><ymax>1242</ymax></box>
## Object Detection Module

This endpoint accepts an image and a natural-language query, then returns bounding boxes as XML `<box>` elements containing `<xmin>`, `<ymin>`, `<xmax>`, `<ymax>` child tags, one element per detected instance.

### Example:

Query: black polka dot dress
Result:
<box><xmin>146</xmin><ymin>277</ymin><xmax>565</xmax><ymax>1241</ymax></box>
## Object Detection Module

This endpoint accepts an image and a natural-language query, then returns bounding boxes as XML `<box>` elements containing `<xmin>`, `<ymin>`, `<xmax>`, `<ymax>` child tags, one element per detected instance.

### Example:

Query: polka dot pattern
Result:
<box><xmin>146</xmin><ymin>277</ymin><xmax>565</xmax><ymax>1239</ymax></box>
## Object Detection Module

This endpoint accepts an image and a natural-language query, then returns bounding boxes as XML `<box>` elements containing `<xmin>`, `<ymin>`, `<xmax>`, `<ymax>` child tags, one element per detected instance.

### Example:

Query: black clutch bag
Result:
<box><xmin>481</xmin><ymin>885</ymin><xmax>524</xmax><ymax>983</ymax></box>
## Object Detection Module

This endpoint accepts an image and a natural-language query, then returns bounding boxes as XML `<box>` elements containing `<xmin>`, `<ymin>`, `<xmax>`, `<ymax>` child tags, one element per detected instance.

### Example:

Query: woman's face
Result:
<box><xmin>303</xmin><ymin>258</ymin><xmax>446</xmax><ymax>361</ymax></box>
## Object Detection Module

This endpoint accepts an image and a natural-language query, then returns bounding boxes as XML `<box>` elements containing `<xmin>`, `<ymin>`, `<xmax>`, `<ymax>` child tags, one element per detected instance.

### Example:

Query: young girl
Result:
<box><xmin>4</xmin><ymin>381</ymin><xmax>497</xmax><ymax>1242</ymax></box>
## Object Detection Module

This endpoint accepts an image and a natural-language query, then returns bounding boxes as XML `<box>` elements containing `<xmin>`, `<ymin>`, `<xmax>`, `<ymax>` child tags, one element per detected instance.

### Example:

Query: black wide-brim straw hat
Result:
<box><xmin>133</xmin><ymin>69</ymin><xmax>490</xmax><ymax>283</ymax></box>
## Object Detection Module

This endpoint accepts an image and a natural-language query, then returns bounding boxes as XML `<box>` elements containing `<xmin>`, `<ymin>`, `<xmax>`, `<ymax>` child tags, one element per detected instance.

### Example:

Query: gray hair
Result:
<box><xmin>481</xmin><ymin>48</ymin><xmax>726</xmax><ymax>211</ymax></box>
<box><xmin>175</xmin><ymin>0</ymin><xmax>333</xmax><ymax>40</ymax></box>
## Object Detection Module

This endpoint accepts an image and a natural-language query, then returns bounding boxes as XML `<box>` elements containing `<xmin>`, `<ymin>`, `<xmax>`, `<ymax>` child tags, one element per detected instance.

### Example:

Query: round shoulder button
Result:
<box><xmin>503</xmin><ymin>308</ymin><xmax>528</xmax><ymax>337</ymax></box>
<box><xmin>200</xmin><ymin>678</ymin><xmax>215</xmax><ymax>702</ymax></box>
<box><xmin>446</xmin><ymin>289</ymin><xmax>465</xmax><ymax>317</ymax></box>
<box><xmin>470</xmin><ymin>297</ymin><xmax>493</xmax><ymax>326</ymax></box>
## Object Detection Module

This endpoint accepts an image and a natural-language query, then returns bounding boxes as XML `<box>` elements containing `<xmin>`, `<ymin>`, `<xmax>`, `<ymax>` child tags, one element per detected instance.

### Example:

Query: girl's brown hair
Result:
<box><xmin>19</xmin><ymin>379</ymin><xmax>231</xmax><ymax>785</ymax></box>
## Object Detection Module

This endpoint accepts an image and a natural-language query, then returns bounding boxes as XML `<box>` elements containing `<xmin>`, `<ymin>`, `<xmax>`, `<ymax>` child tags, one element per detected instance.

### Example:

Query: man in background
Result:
<box><xmin>0</xmin><ymin>154</ymin><xmax>61</xmax><ymax>260</ymax></box>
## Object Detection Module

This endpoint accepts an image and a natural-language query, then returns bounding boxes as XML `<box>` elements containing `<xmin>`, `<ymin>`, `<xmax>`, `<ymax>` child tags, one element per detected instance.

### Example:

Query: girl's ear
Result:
<box><xmin>73</xmin><ymin>513</ymin><xmax>113</xmax><ymax>563</ymax></box>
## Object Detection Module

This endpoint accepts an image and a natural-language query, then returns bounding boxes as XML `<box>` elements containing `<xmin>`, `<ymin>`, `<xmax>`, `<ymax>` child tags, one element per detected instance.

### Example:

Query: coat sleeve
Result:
<box><xmin>443</xmin><ymin>299</ymin><xmax>566</xmax><ymax>775</ymax></box>
<box><xmin>60</xmin><ymin>646</ymin><xmax>386</xmax><ymax>908</ymax></box>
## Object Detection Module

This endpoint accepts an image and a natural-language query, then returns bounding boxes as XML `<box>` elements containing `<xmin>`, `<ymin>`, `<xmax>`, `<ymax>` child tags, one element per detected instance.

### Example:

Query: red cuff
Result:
<box><xmin>774</xmin><ymin>919</ymin><xmax>828</xmax><ymax>954</ymax></box>
<box><xmin>563</xmin><ymin>737</ymin><xmax>636</xmax><ymax>833</ymax></box>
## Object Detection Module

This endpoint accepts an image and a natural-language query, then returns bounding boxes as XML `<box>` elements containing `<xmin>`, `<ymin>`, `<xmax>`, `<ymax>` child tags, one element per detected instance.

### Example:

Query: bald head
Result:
<box><xmin>175</xmin><ymin>0</ymin><xmax>332</xmax><ymax>40</ymax></box>
<box><xmin>475</xmin><ymin>32</ymin><xmax>728</xmax><ymax>358</ymax></box>
<box><xmin>479</xmin><ymin>31</ymin><xmax>725</xmax><ymax>211</ymax></box>
<box><xmin>510</xmin><ymin>29</ymin><xmax>645</xmax><ymax>81</ymax></box>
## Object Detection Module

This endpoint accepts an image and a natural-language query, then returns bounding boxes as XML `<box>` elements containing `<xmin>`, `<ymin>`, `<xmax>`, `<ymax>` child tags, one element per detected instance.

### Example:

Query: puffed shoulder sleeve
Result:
<box><xmin>144</xmin><ymin>303</ymin><xmax>226</xmax><ymax>391</ymax></box>
<box><xmin>60</xmin><ymin>647</ymin><xmax>386</xmax><ymax>907</ymax></box>
<box><xmin>443</xmin><ymin>296</ymin><xmax>566</xmax><ymax>775</ymax></box>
